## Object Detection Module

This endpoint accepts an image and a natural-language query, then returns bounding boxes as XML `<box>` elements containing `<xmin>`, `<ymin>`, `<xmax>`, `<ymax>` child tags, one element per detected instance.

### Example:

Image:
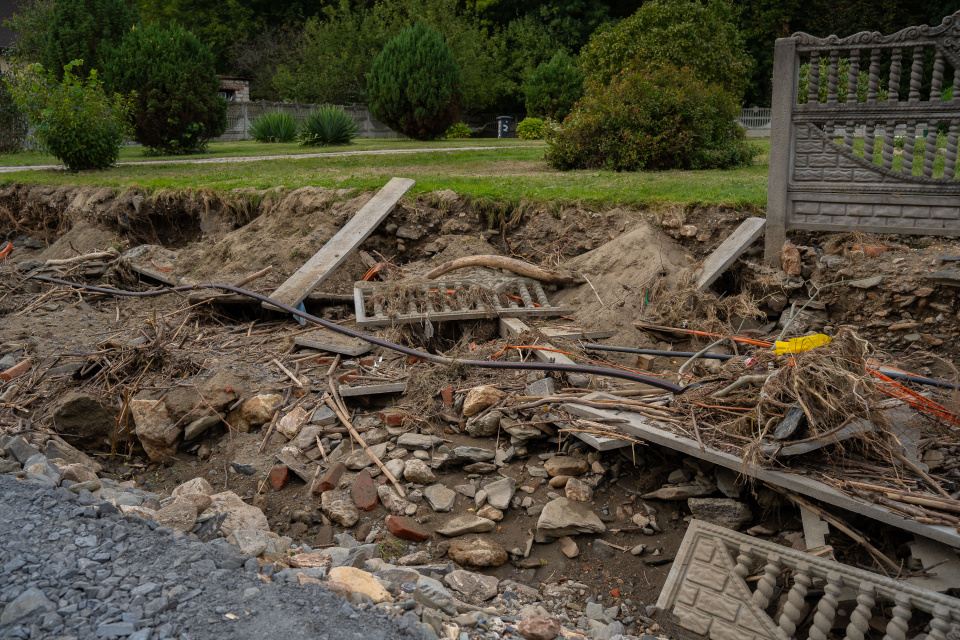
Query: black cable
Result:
<box><xmin>31</xmin><ymin>276</ymin><xmax>688</xmax><ymax>394</ymax></box>
<box><xmin>584</xmin><ymin>344</ymin><xmax>734</xmax><ymax>361</ymax></box>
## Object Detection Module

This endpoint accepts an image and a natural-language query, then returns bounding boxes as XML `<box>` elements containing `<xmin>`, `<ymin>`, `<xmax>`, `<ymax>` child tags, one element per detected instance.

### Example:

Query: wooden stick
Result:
<box><xmin>323</xmin><ymin>395</ymin><xmax>405</xmax><ymax>498</ymax></box>
<box><xmin>272</xmin><ymin>358</ymin><xmax>304</xmax><ymax>387</ymax></box>
<box><xmin>423</xmin><ymin>255</ymin><xmax>584</xmax><ymax>285</ymax></box>
<box><xmin>315</xmin><ymin>435</ymin><xmax>328</xmax><ymax>462</ymax></box>
<box><xmin>233</xmin><ymin>266</ymin><xmax>273</xmax><ymax>287</ymax></box>
<box><xmin>890</xmin><ymin>447</ymin><xmax>952</xmax><ymax>500</ymax></box>
<box><xmin>44</xmin><ymin>248</ymin><xmax>119</xmax><ymax>267</ymax></box>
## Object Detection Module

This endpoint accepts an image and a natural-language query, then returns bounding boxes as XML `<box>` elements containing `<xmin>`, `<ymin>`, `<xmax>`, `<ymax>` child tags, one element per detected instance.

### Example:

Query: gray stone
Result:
<box><xmin>436</xmin><ymin>515</ymin><xmax>496</xmax><ymax>537</ymax></box>
<box><xmin>567</xmin><ymin>373</ymin><xmax>590</xmax><ymax>388</ymax></box>
<box><xmin>6</xmin><ymin>436</ymin><xmax>39</xmax><ymax>464</ymax></box>
<box><xmin>310</xmin><ymin>406</ymin><xmax>337</xmax><ymax>426</ymax></box>
<box><xmin>484</xmin><ymin>477</ymin><xmax>516</xmax><ymax>510</ymax></box>
<box><xmin>397</xmin><ymin>433</ymin><xmax>443</xmax><ymax>450</ymax></box>
<box><xmin>444</xmin><ymin>570</ymin><xmax>499</xmax><ymax>602</ymax></box>
<box><xmin>449</xmin><ymin>447</ymin><xmax>496</xmax><ymax>465</ymax></box>
<box><xmin>524</xmin><ymin>377</ymin><xmax>556</xmax><ymax>398</ymax></box>
<box><xmin>96</xmin><ymin>622</ymin><xmax>137</xmax><ymax>637</ymax></box>
<box><xmin>184</xmin><ymin>415</ymin><xmax>220</xmax><ymax>441</ymax></box>
<box><xmin>404</xmin><ymin>459</ymin><xmax>436</xmax><ymax>485</ymax></box>
<box><xmin>0</xmin><ymin>587</ymin><xmax>54</xmax><ymax>625</ymax></box>
<box><xmin>716</xmin><ymin>467</ymin><xmax>742</xmax><ymax>498</ymax></box>
<box><xmin>295</xmin><ymin>425</ymin><xmax>322</xmax><ymax>450</ymax></box>
<box><xmin>594</xmin><ymin>621</ymin><xmax>625</xmax><ymax>640</ymax></box>
<box><xmin>423</xmin><ymin>484</ymin><xmax>456</xmax><ymax>512</ymax></box>
<box><xmin>321</xmin><ymin>490</ymin><xmax>360</xmax><ymax>527</ymax></box>
<box><xmin>667</xmin><ymin>469</ymin><xmax>693</xmax><ymax>484</ymax></box>
<box><xmin>385</xmin><ymin>458</ymin><xmax>406</xmax><ymax>479</ymax></box>
<box><xmin>0</xmin><ymin>459</ymin><xmax>22</xmax><ymax>474</ymax></box>
<box><xmin>465</xmin><ymin>411</ymin><xmax>501</xmax><ymax>438</ymax></box>
<box><xmin>343</xmin><ymin>443</ymin><xmax>388</xmax><ymax>470</ymax></box>
<box><xmin>688</xmin><ymin>498</ymin><xmax>752</xmax><ymax>531</ymax></box>
<box><xmin>463</xmin><ymin>462</ymin><xmax>497</xmax><ymax>474</ymax></box>
<box><xmin>23</xmin><ymin>454</ymin><xmax>61</xmax><ymax>483</ymax></box>
<box><xmin>232</xmin><ymin>528</ymin><xmax>272</xmax><ymax>556</ymax></box>
<box><xmin>454</xmin><ymin>484</ymin><xmax>476</xmax><ymax>498</ymax></box>
<box><xmin>414</xmin><ymin>576</ymin><xmax>458</xmax><ymax>615</ymax></box>
<box><xmin>537</xmin><ymin>498</ymin><xmax>606</xmax><ymax>537</ymax></box>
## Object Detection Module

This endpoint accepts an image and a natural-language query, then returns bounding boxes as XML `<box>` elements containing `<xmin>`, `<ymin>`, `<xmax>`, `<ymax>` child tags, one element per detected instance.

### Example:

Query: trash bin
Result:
<box><xmin>496</xmin><ymin>116</ymin><xmax>514</xmax><ymax>139</ymax></box>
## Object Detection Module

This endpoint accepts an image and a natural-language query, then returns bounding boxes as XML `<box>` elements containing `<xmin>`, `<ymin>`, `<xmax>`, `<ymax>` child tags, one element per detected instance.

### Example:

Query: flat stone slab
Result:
<box><xmin>696</xmin><ymin>217</ymin><xmax>766</xmax><ymax>291</ymax></box>
<box><xmin>294</xmin><ymin>326</ymin><xmax>373</xmax><ymax>356</ymax></box>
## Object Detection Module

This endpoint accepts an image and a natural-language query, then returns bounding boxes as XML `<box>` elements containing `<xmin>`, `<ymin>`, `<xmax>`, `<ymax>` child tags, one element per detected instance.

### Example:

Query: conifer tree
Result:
<box><xmin>41</xmin><ymin>0</ymin><xmax>138</xmax><ymax>79</ymax></box>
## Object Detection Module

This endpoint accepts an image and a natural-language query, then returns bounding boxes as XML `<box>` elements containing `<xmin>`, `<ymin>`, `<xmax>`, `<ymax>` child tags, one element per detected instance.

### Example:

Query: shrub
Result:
<box><xmin>0</xmin><ymin>72</ymin><xmax>28</xmax><ymax>153</ymax></box>
<box><xmin>516</xmin><ymin>117</ymin><xmax>548</xmax><ymax>140</ymax></box>
<box><xmin>6</xmin><ymin>60</ymin><xmax>131</xmax><ymax>170</ymax></box>
<box><xmin>367</xmin><ymin>21</ymin><xmax>464</xmax><ymax>140</ymax></box>
<box><xmin>445</xmin><ymin>122</ymin><xmax>472</xmax><ymax>139</ymax></box>
<box><xmin>579</xmin><ymin>0</ymin><xmax>753</xmax><ymax>100</ymax></box>
<box><xmin>40</xmin><ymin>0</ymin><xmax>138</xmax><ymax>79</ymax></box>
<box><xmin>299</xmin><ymin>106</ymin><xmax>360</xmax><ymax>146</ymax></box>
<box><xmin>102</xmin><ymin>22</ymin><xmax>227</xmax><ymax>154</ymax></box>
<box><xmin>522</xmin><ymin>51</ymin><xmax>583</xmax><ymax>120</ymax></box>
<box><xmin>546</xmin><ymin>64</ymin><xmax>756</xmax><ymax>172</ymax></box>
<box><xmin>250</xmin><ymin>111</ymin><xmax>298</xmax><ymax>143</ymax></box>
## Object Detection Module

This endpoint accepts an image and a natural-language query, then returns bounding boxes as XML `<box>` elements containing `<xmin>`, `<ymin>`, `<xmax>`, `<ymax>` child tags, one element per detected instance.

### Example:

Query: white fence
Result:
<box><xmin>217</xmin><ymin>102</ymin><xmax>404</xmax><ymax>141</ymax></box>
<box><xmin>739</xmin><ymin>107</ymin><xmax>772</xmax><ymax>129</ymax></box>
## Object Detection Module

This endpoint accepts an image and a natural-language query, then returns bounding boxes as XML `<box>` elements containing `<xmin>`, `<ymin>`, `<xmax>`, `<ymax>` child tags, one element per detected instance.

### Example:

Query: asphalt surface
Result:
<box><xmin>0</xmin><ymin>474</ymin><xmax>416</xmax><ymax>640</ymax></box>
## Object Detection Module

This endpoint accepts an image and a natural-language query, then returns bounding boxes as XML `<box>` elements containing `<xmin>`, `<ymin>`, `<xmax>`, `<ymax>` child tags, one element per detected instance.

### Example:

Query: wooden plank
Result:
<box><xmin>564</xmin><ymin>393</ymin><xmax>960</xmax><ymax>549</ymax></box>
<box><xmin>339</xmin><ymin>382</ymin><xmax>407</xmax><ymax>397</ymax></box>
<box><xmin>540</xmin><ymin>328</ymin><xmax>617</xmax><ymax>341</ymax></box>
<box><xmin>264</xmin><ymin>177</ymin><xmax>415</xmax><ymax>310</ymax></box>
<box><xmin>499</xmin><ymin>318</ymin><xmax>577</xmax><ymax>365</ymax></box>
<box><xmin>294</xmin><ymin>326</ymin><xmax>372</xmax><ymax>357</ymax></box>
<box><xmin>696</xmin><ymin>217</ymin><xmax>766</xmax><ymax>291</ymax></box>
<box><xmin>187</xmin><ymin>291</ymin><xmax>354</xmax><ymax>305</ymax></box>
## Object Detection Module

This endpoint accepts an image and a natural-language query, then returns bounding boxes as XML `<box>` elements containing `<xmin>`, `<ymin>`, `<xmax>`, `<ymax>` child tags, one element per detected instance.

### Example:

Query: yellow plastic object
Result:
<box><xmin>774</xmin><ymin>334</ymin><xmax>832</xmax><ymax>355</ymax></box>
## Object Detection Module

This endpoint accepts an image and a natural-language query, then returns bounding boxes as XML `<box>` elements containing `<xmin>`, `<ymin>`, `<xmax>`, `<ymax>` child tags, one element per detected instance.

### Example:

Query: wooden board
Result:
<box><xmin>340</xmin><ymin>383</ymin><xmax>407</xmax><ymax>397</ymax></box>
<box><xmin>540</xmin><ymin>328</ymin><xmax>617</xmax><ymax>341</ymax></box>
<box><xmin>264</xmin><ymin>177</ymin><xmax>415</xmax><ymax>310</ymax></box>
<box><xmin>294</xmin><ymin>326</ymin><xmax>372</xmax><ymax>357</ymax></box>
<box><xmin>696</xmin><ymin>217</ymin><xmax>766</xmax><ymax>291</ymax></box>
<box><xmin>499</xmin><ymin>317</ymin><xmax>577</xmax><ymax>365</ymax></box>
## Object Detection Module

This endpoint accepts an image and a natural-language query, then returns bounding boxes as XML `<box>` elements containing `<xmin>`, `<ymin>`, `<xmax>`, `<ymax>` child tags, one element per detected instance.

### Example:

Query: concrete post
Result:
<box><xmin>764</xmin><ymin>37</ymin><xmax>799</xmax><ymax>265</ymax></box>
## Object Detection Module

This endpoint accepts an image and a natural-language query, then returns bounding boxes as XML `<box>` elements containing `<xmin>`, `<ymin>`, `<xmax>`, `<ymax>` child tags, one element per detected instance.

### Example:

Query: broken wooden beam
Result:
<box><xmin>264</xmin><ymin>177</ymin><xmax>415</xmax><ymax>311</ymax></box>
<box><xmin>696</xmin><ymin>217</ymin><xmax>765</xmax><ymax>291</ymax></box>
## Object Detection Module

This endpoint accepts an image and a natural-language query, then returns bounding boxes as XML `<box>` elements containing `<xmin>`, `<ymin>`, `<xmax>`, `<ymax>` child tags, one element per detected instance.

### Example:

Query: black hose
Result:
<box><xmin>585</xmin><ymin>344</ymin><xmax>735</xmax><ymax>361</ymax></box>
<box><xmin>878</xmin><ymin>369</ymin><xmax>960</xmax><ymax>391</ymax></box>
<box><xmin>31</xmin><ymin>276</ymin><xmax>688</xmax><ymax>394</ymax></box>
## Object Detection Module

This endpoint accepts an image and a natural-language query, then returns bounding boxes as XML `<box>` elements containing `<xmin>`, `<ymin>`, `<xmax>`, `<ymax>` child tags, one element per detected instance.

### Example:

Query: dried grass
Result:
<box><xmin>647</xmin><ymin>272</ymin><xmax>766</xmax><ymax>335</ymax></box>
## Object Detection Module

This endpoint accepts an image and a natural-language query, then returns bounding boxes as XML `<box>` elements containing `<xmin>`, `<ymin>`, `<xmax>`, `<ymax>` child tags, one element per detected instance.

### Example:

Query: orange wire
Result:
<box><xmin>869</xmin><ymin>369</ymin><xmax>960</xmax><ymax>426</ymax></box>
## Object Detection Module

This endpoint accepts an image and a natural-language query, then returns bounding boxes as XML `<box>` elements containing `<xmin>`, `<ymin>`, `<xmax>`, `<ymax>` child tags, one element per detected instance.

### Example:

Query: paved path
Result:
<box><xmin>0</xmin><ymin>145</ymin><xmax>533</xmax><ymax>174</ymax></box>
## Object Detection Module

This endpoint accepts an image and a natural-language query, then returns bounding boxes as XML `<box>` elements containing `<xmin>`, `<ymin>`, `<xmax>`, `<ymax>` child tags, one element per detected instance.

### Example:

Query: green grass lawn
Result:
<box><xmin>0</xmin><ymin>137</ymin><xmax>533</xmax><ymax>167</ymax></box>
<box><xmin>0</xmin><ymin>139</ymin><xmax>771</xmax><ymax>209</ymax></box>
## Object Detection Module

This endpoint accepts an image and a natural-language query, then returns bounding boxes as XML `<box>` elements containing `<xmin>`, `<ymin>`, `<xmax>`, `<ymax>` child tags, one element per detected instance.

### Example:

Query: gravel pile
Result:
<box><xmin>0</xmin><ymin>474</ymin><xmax>413</xmax><ymax>640</ymax></box>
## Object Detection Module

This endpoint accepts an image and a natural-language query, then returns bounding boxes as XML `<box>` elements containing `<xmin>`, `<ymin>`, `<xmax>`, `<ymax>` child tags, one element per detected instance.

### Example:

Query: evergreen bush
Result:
<box><xmin>6</xmin><ymin>60</ymin><xmax>131</xmax><ymax>170</ymax></box>
<box><xmin>299</xmin><ymin>106</ymin><xmax>360</xmax><ymax>146</ymax></box>
<box><xmin>516</xmin><ymin>117</ymin><xmax>548</xmax><ymax>140</ymax></box>
<box><xmin>546</xmin><ymin>65</ymin><xmax>755</xmax><ymax>172</ymax></box>
<box><xmin>250</xmin><ymin>111</ymin><xmax>299</xmax><ymax>143</ymax></box>
<box><xmin>444</xmin><ymin>122</ymin><xmax>472</xmax><ymax>139</ymax></box>
<box><xmin>40</xmin><ymin>0</ymin><xmax>138</xmax><ymax>79</ymax></box>
<box><xmin>522</xmin><ymin>51</ymin><xmax>583</xmax><ymax>120</ymax></box>
<box><xmin>367</xmin><ymin>21</ymin><xmax>464</xmax><ymax>140</ymax></box>
<box><xmin>103</xmin><ymin>22</ymin><xmax>227</xmax><ymax>154</ymax></box>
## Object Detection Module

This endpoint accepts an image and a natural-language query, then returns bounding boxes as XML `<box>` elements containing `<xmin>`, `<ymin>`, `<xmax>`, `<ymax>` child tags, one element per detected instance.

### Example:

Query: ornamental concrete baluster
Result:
<box><xmin>931</xmin><ymin>51</ymin><xmax>945</xmax><ymax>100</ymax></box>
<box><xmin>881</xmin><ymin>594</ymin><xmax>912</xmax><ymax>640</ymax></box>
<box><xmin>734</xmin><ymin>544</ymin><xmax>753</xmax><ymax>582</ymax></box>
<box><xmin>808</xmin><ymin>571</ymin><xmax>843</xmax><ymax>640</ymax></box>
<box><xmin>924</xmin><ymin>120</ymin><xmax>939</xmax><ymax>178</ymax></box>
<box><xmin>909</xmin><ymin>48</ymin><xmax>924</xmax><ymax>102</ymax></box>
<box><xmin>846</xmin><ymin>49</ymin><xmax>860</xmax><ymax>103</ymax></box>
<box><xmin>882</xmin><ymin>120</ymin><xmax>896</xmax><ymax>170</ymax></box>
<box><xmin>778</xmin><ymin>562</ymin><xmax>812</xmax><ymax>637</ymax></box>
<box><xmin>945</xmin><ymin>121</ymin><xmax>959</xmax><ymax>179</ymax></box>
<box><xmin>952</xmin><ymin>68</ymin><xmax>960</xmax><ymax>103</ymax></box>
<box><xmin>864</xmin><ymin>123</ymin><xmax>877</xmax><ymax>163</ymax></box>
<box><xmin>752</xmin><ymin>553</ymin><xmax>781</xmax><ymax>610</ymax></box>
<box><xmin>902</xmin><ymin>120</ymin><xmax>917</xmax><ymax>175</ymax></box>
<box><xmin>807</xmin><ymin>52</ymin><xmax>821</xmax><ymax>103</ymax></box>
<box><xmin>888</xmin><ymin>49</ymin><xmax>902</xmax><ymax>103</ymax></box>
<box><xmin>927</xmin><ymin>604</ymin><xmax>953</xmax><ymax>640</ymax></box>
<box><xmin>844</xmin><ymin>119</ymin><xmax>856</xmax><ymax>151</ymax></box>
<box><xmin>843</xmin><ymin>581</ymin><xmax>876</xmax><ymax>640</ymax></box>
<box><xmin>867</xmin><ymin>49</ymin><xmax>881</xmax><ymax>102</ymax></box>
<box><xmin>827</xmin><ymin>51</ymin><xmax>841</xmax><ymax>104</ymax></box>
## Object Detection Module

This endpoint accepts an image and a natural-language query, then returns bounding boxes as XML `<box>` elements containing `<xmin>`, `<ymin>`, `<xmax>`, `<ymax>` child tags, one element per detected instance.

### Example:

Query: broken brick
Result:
<box><xmin>351</xmin><ymin>469</ymin><xmax>378</xmax><ymax>511</ymax></box>
<box><xmin>440</xmin><ymin>385</ymin><xmax>454</xmax><ymax>406</ymax></box>
<box><xmin>386</xmin><ymin>515</ymin><xmax>430</xmax><ymax>542</ymax></box>
<box><xmin>379</xmin><ymin>410</ymin><xmax>405</xmax><ymax>427</ymax></box>
<box><xmin>312</xmin><ymin>461</ymin><xmax>346</xmax><ymax>496</ymax></box>
<box><xmin>269</xmin><ymin>465</ymin><xmax>290</xmax><ymax>491</ymax></box>
<box><xmin>0</xmin><ymin>360</ymin><xmax>30</xmax><ymax>382</ymax></box>
<box><xmin>337</xmin><ymin>370</ymin><xmax>359</xmax><ymax>383</ymax></box>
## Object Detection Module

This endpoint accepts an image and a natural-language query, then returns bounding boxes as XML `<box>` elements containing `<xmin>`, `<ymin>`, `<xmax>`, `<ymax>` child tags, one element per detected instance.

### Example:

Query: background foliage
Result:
<box><xmin>39</xmin><ymin>0</ymin><xmax>139</xmax><ymax>79</ymax></box>
<box><xmin>523</xmin><ymin>51</ymin><xmax>584</xmax><ymax>120</ymax></box>
<box><xmin>0</xmin><ymin>73</ymin><xmax>28</xmax><ymax>153</ymax></box>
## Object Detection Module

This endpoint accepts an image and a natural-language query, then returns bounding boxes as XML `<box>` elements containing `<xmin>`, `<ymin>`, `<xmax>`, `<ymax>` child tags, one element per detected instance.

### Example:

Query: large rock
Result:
<box><xmin>289</xmin><ymin>551</ymin><xmax>333</xmax><ymax>569</ymax></box>
<box><xmin>463</xmin><ymin>386</ymin><xmax>503</xmax><ymax>416</ymax></box>
<box><xmin>414</xmin><ymin>576</ymin><xmax>457</xmax><ymax>615</ymax></box>
<box><xmin>448</xmin><ymin>447</ymin><xmax>496</xmax><ymax>465</ymax></box>
<box><xmin>403</xmin><ymin>459</ymin><xmax>436</xmax><ymax>484</ymax></box>
<box><xmin>397</xmin><ymin>433</ymin><xmax>443</xmax><ymax>450</ymax></box>
<box><xmin>49</xmin><ymin>391</ymin><xmax>118</xmax><ymax>445</ymax></box>
<box><xmin>130</xmin><ymin>398</ymin><xmax>180</xmax><ymax>463</ymax></box>
<box><xmin>163</xmin><ymin>367</ymin><xmax>240</xmax><ymax>421</ymax></box>
<box><xmin>537</xmin><ymin>498</ymin><xmax>606</xmax><ymax>537</ymax></box>
<box><xmin>688</xmin><ymin>497</ymin><xmax>752</xmax><ymax>530</ymax></box>
<box><xmin>436</xmin><ymin>515</ymin><xmax>496</xmax><ymax>537</ymax></box>
<box><xmin>543</xmin><ymin>456</ymin><xmax>589</xmax><ymax>477</ymax></box>
<box><xmin>277</xmin><ymin>406</ymin><xmax>308</xmax><ymax>439</ymax></box>
<box><xmin>172</xmin><ymin>477</ymin><xmax>215</xmax><ymax>498</ymax></box>
<box><xmin>232</xmin><ymin>528</ymin><xmax>274</xmax><ymax>556</ymax></box>
<box><xmin>23</xmin><ymin>454</ymin><xmax>61</xmax><ymax>484</ymax></box>
<box><xmin>423</xmin><ymin>484</ymin><xmax>456</xmax><ymax>512</ymax></box>
<box><xmin>0</xmin><ymin>587</ymin><xmax>54</xmax><ymax>625</ymax></box>
<box><xmin>153</xmin><ymin>498</ymin><xmax>197</xmax><ymax>531</ymax></box>
<box><xmin>518</xmin><ymin>616</ymin><xmax>561</xmax><ymax>640</ymax></box>
<box><xmin>465</xmin><ymin>411</ymin><xmax>501</xmax><ymax>437</ymax></box>
<box><xmin>484</xmin><ymin>477</ymin><xmax>516</xmax><ymax>510</ymax></box>
<box><xmin>321</xmin><ymin>490</ymin><xmax>360</xmax><ymax>527</ymax></box>
<box><xmin>444</xmin><ymin>570</ymin><xmax>499</xmax><ymax>601</ymax></box>
<box><xmin>204</xmin><ymin>491</ymin><xmax>269</xmax><ymax>536</ymax></box>
<box><xmin>447</xmin><ymin>536</ymin><xmax>508</xmax><ymax>567</ymax></box>
<box><xmin>60</xmin><ymin>463</ymin><xmax>100</xmax><ymax>487</ymax></box>
<box><xmin>327</xmin><ymin>567</ymin><xmax>392</xmax><ymax>603</ymax></box>
<box><xmin>228</xmin><ymin>394</ymin><xmax>282</xmax><ymax>433</ymax></box>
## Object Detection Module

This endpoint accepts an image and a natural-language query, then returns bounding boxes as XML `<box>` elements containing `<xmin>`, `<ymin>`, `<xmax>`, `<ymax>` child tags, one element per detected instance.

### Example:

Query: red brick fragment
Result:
<box><xmin>1</xmin><ymin>360</ymin><xmax>30</xmax><ymax>382</ymax></box>
<box><xmin>378</xmin><ymin>410</ymin><xmax>405</xmax><ymax>427</ymax></box>
<box><xmin>269</xmin><ymin>465</ymin><xmax>290</xmax><ymax>492</ymax></box>
<box><xmin>385</xmin><ymin>515</ymin><xmax>430</xmax><ymax>542</ymax></box>
<box><xmin>337</xmin><ymin>370</ymin><xmax>359</xmax><ymax>383</ymax></box>
<box><xmin>351</xmin><ymin>469</ymin><xmax>379</xmax><ymax>511</ymax></box>
<box><xmin>440</xmin><ymin>386</ymin><xmax>454</xmax><ymax>406</ymax></box>
<box><xmin>312</xmin><ymin>461</ymin><xmax>346</xmax><ymax>496</ymax></box>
